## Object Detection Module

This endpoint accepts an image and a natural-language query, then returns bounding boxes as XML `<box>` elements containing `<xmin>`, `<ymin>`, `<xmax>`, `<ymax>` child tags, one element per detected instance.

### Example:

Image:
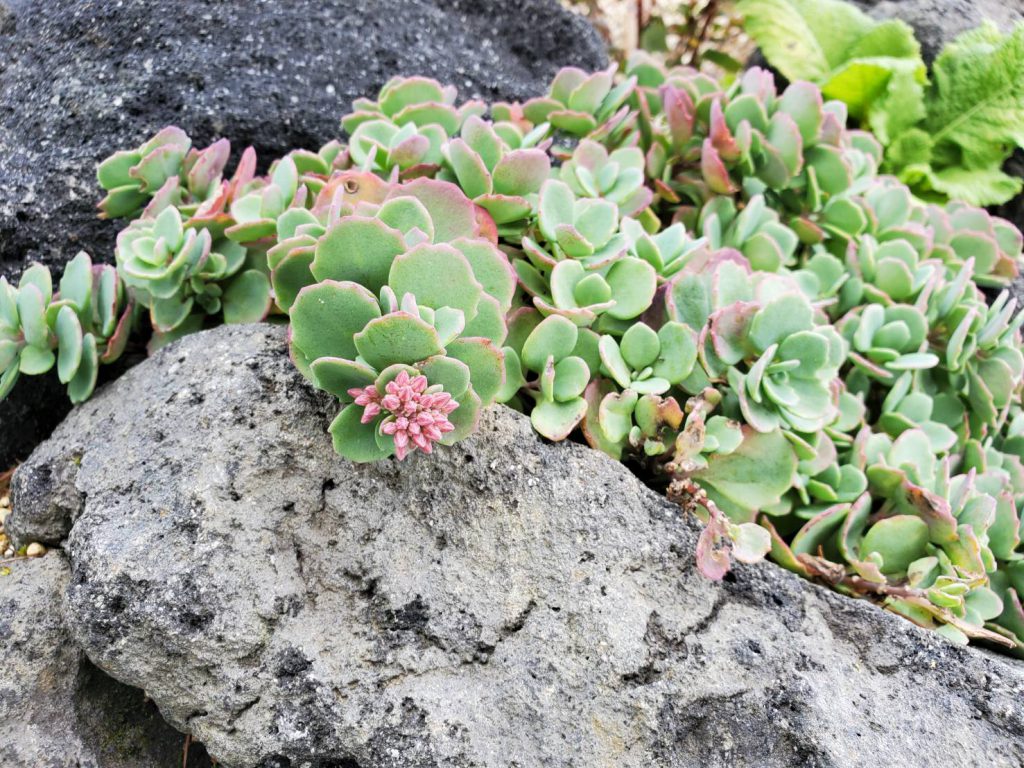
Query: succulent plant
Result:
<box><xmin>439</xmin><ymin>115</ymin><xmax>551</xmax><ymax>232</ymax></box>
<box><xmin>762</xmin><ymin>427</ymin><xmax>1022</xmax><ymax>649</ymax></box>
<box><xmin>876</xmin><ymin>373</ymin><xmax>959</xmax><ymax>453</ymax></box>
<box><xmin>646</xmin><ymin>69</ymin><xmax>881</xmax><ymax>223</ymax></box>
<box><xmin>97</xmin><ymin>127</ymin><xmax>195</xmax><ymax>219</ymax></box>
<box><xmin>708</xmin><ymin>292</ymin><xmax>847</xmax><ymax>434</ymax></box>
<box><xmin>341</xmin><ymin>76</ymin><xmax>485</xmax><ymax>178</ymax></box>
<box><xmin>697</xmin><ymin>195</ymin><xmax>799</xmax><ymax>272</ymax></box>
<box><xmin>506</xmin><ymin>312</ymin><xmax>595</xmax><ymax>441</ymax></box>
<box><xmin>0</xmin><ymin>254</ymin><xmax>131</xmax><ymax>402</ymax></box>
<box><xmin>599</xmin><ymin>321</ymin><xmax>698</xmax><ymax>395</ymax></box>
<box><xmin>559</xmin><ymin>140</ymin><xmax>653</xmax><ymax>217</ymax></box>
<box><xmin>272</xmin><ymin>177</ymin><xmax>514</xmax><ymax>322</ymax></box>
<box><xmin>839</xmin><ymin>302</ymin><xmax>938</xmax><ymax>385</ymax></box>
<box><xmin>226</xmin><ymin>155</ymin><xmax>302</xmax><ymax>243</ymax></box>
<box><xmin>532</xmin><ymin>178</ymin><xmax>631</xmax><ymax>263</ymax></box>
<box><xmin>115</xmin><ymin>205</ymin><xmax>272</xmax><ymax>339</ymax></box>
<box><xmin>816</xmin><ymin>179</ymin><xmax>1022</xmax><ymax>306</ymax></box>
<box><xmin>573</xmin><ymin>321</ymin><xmax>699</xmax><ymax>458</ymax></box>
<box><xmin>522</xmin><ymin>66</ymin><xmax>635</xmax><ymax>137</ymax></box>
<box><xmin>343</xmin><ymin>76</ymin><xmax>483</xmax><ymax>136</ymax></box>
<box><xmin>281</xmin><ymin>179</ymin><xmax>513</xmax><ymax>462</ymax></box>
<box><xmin>930</xmin><ymin>201</ymin><xmax>1023</xmax><ymax>288</ymax></box>
<box><xmin>288</xmin><ymin>279</ymin><xmax>503</xmax><ymax>462</ymax></box>
<box><xmin>79</xmin><ymin>61</ymin><xmax>1024</xmax><ymax>655</ymax></box>
<box><xmin>514</xmin><ymin>180</ymin><xmax>659</xmax><ymax>329</ymax></box>
<box><xmin>620</xmin><ymin>218</ymin><xmax>709</xmax><ymax>280</ymax></box>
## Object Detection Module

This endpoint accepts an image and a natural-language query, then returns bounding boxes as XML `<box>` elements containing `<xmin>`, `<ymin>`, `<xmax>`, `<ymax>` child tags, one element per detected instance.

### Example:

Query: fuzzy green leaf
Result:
<box><xmin>926</xmin><ymin>24</ymin><xmax>1024</xmax><ymax>172</ymax></box>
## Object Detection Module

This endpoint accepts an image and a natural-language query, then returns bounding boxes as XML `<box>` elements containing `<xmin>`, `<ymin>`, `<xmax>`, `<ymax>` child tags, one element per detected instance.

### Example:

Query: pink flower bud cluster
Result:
<box><xmin>349</xmin><ymin>370</ymin><xmax>459</xmax><ymax>460</ymax></box>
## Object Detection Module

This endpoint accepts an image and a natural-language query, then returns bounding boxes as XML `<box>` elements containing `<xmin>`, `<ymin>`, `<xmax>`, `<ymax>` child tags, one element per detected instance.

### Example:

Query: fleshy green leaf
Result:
<box><xmin>330</xmin><ymin>404</ymin><xmax>393</xmax><ymax>462</ymax></box>
<box><xmin>223</xmin><ymin>270</ymin><xmax>272</xmax><ymax>324</ymax></box>
<box><xmin>354</xmin><ymin>311</ymin><xmax>444</xmax><ymax>369</ymax></box>
<box><xmin>290</xmin><ymin>281</ymin><xmax>382</xmax><ymax>363</ymax></box>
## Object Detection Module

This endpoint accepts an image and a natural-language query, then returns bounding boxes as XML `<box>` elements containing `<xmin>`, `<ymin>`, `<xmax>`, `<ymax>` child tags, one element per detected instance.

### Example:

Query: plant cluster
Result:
<box><xmin>738</xmin><ymin>0</ymin><xmax>1024</xmax><ymax>206</ymax></box>
<box><xmin>5</xmin><ymin>56</ymin><xmax>1024</xmax><ymax>656</ymax></box>
<box><xmin>0</xmin><ymin>254</ymin><xmax>131</xmax><ymax>402</ymax></box>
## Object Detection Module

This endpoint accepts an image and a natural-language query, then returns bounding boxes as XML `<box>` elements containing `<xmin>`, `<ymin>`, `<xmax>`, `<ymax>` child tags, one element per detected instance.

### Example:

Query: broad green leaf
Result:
<box><xmin>694</xmin><ymin>427</ymin><xmax>798</xmax><ymax>523</ymax></box>
<box><xmin>738</xmin><ymin>0</ymin><xmax>875</xmax><ymax>82</ymax></box>
<box><xmin>290</xmin><ymin>281</ymin><xmax>381</xmax><ymax>363</ymax></box>
<box><xmin>926</xmin><ymin>24</ymin><xmax>1024</xmax><ymax>172</ymax></box>
<box><xmin>312</xmin><ymin>217</ymin><xmax>406</xmax><ymax>292</ymax></box>
<box><xmin>354</xmin><ymin>312</ymin><xmax>443</xmax><ymax>369</ymax></box>
<box><xmin>330</xmin><ymin>404</ymin><xmax>393</xmax><ymax>462</ymax></box>
<box><xmin>928</xmin><ymin>165</ymin><xmax>1023</xmax><ymax>207</ymax></box>
<box><xmin>310</xmin><ymin>357</ymin><xmax>377</xmax><ymax>398</ymax></box>
<box><xmin>445</xmin><ymin>338</ymin><xmax>505</xmax><ymax>405</ymax></box>
<box><xmin>223</xmin><ymin>270</ymin><xmax>272</xmax><ymax>324</ymax></box>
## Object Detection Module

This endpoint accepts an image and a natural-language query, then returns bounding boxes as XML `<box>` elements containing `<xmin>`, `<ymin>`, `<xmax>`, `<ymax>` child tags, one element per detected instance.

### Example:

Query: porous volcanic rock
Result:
<box><xmin>0</xmin><ymin>552</ymin><xmax>213</xmax><ymax>767</ymax></box>
<box><xmin>0</xmin><ymin>0</ymin><xmax>607</xmax><ymax>468</ymax></box>
<box><xmin>10</xmin><ymin>323</ymin><xmax>1024</xmax><ymax>768</ymax></box>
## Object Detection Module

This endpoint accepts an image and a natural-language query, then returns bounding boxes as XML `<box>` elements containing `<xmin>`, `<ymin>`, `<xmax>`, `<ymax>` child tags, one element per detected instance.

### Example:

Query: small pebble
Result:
<box><xmin>26</xmin><ymin>542</ymin><xmax>46</xmax><ymax>558</ymax></box>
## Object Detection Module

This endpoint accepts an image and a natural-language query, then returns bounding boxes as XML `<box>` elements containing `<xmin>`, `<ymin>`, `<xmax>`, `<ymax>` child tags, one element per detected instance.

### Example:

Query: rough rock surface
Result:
<box><xmin>852</xmin><ymin>0</ymin><xmax>1023</xmax><ymax>62</ymax></box>
<box><xmin>0</xmin><ymin>552</ymin><xmax>213</xmax><ymax>767</ymax></box>
<box><xmin>11</xmin><ymin>323</ymin><xmax>1024</xmax><ymax>768</ymax></box>
<box><xmin>0</xmin><ymin>0</ymin><xmax>606</xmax><ymax>470</ymax></box>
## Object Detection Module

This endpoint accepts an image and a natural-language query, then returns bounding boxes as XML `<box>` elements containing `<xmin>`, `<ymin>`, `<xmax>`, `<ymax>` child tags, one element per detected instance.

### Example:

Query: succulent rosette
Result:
<box><xmin>0</xmin><ymin>254</ymin><xmax>131</xmax><ymax>402</ymax></box>
<box><xmin>284</xmin><ymin>179</ymin><xmax>514</xmax><ymax>462</ymax></box>
<box><xmin>341</xmin><ymin>76</ymin><xmax>485</xmax><ymax>178</ymax></box>
<box><xmin>115</xmin><ymin>205</ymin><xmax>272</xmax><ymax>341</ymax></box>
<box><xmin>438</xmin><ymin>115</ymin><xmax>552</xmax><ymax>233</ymax></box>
<box><xmin>515</xmin><ymin>180</ymin><xmax>658</xmax><ymax>331</ymax></box>
<box><xmin>559</xmin><ymin>140</ymin><xmax>653</xmax><ymax>217</ymax></box>
<box><xmin>521</xmin><ymin>65</ymin><xmax>636</xmax><ymax>137</ymax></box>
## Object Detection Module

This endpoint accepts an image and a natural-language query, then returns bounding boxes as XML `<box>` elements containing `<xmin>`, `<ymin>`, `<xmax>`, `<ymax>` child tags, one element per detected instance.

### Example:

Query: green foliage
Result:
<box><xmin>0</xmin><ymin>253</ymin><xmax>131</xmax><ymax>402</ymax></box>
<box><xmin>6</xmin><ymin>60</ymin><xmax>1023</xmax><ymax>656</ymax></box>
<box><xmin>286</xmin><ymin>177</ymin><xmax>513</xmax><ymax>462</ymax></box>
<box><xmin>739</xmin><ymin>0</ymin><xmax>1024</xmax><ymax>205</ymax></box>
<box><xmin>921</xmin><ymin>24</ymin><xmax>1024</xmax><ymax>203</ymax></box>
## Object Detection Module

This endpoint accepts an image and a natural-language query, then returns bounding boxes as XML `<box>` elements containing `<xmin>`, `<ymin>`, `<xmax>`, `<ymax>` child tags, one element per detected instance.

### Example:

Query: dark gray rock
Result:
<box><xmin>0</xmin><ymin>0</ymin><xmax>606</xmax><ymax>471</ymax></box>
<box><xmin>0</xmin><ymin>0</ymin><xmax>606</xmax><ymax>282</ymax></box>
<box><xmin>0</xmin><ymin>371</ymin><xmax>72</xmax><ymax>476</ymax></box>
<box><xmin>13</xmin><ymin>323</ymin><xmax>1024</xmax><ymax>768</ymax></box>
<box><xmin>852</xmin><ymin>0</ymin><xmax>1023</xmax><ymax>62</ymax></box>
<box><xmin>0</xmin><ymin>552</ymin><xmax>213</xmax><ymax>767</ymax></box>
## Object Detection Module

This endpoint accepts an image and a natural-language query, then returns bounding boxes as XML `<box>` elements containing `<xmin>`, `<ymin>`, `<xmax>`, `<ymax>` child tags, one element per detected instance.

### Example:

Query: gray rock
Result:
<box><xmin>852</xmin><ymin>0</ymin><xmax>1023</xmax><ymax>62</ymax></box>
<box><xmin>12</xmin><ymin>323</ymin><xmax>1024</xmax><ymax>768</ymax></box>
<box><xmin>0</xmin><ymin>552</ymin><xmax>213</xmax><ymax>767</ymax></box>
<box><xmin>0</xmin><ymin>0</ymin><xmax>606</xmax><ymax>471</ymax></box>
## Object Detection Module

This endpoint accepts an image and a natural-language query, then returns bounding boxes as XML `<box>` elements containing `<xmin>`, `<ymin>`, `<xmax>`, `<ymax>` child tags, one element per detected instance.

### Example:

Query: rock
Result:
<box><xmin>12</xmin><ymin>323</ymin><xmax>1024</xmax><ymax>768</ymax></box>
<box><xmin>0</xmin><ymin>552</ymin><xmax>213</xmax><ymax>767</ymax></box>
<box><xmin>0</xmin><ymin>371</ymin><xmax>72</xmax><ymax>473</ymax></box>
<box><xmin>0</xmin><ymin>0</ymin><xmax>606</xmax><ymax>283</ymax></box>
<box><xmin>851</xmin><ymin>0</ymin><xmax>1023</xmax><ymax>62</ymax></box>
